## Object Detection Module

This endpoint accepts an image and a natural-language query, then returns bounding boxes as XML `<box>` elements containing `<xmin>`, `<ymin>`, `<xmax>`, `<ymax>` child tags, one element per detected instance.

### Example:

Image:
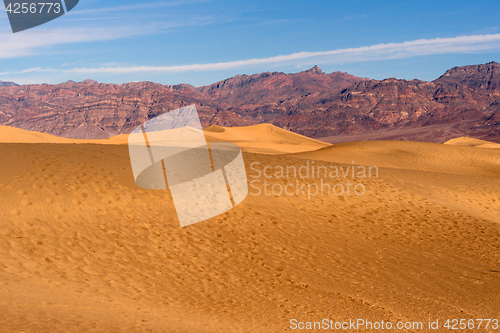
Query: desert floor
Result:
<box><xmin>0</xmin><ymin>125</ymin><xmax>499</xmax><ymax>332</ymax></box>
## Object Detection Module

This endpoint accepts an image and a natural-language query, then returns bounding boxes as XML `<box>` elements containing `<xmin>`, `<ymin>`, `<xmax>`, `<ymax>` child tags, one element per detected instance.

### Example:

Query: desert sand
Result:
<box><xmin>0</xmin><ymin>125</ymin><xmax>499</xmax><ymax>332</ymax></box>
<box><xmin>0</xmin><ymin>125</ymin><xmax>130</xmax><ymax>145</ymax></box>
<box><xmin>444</xmin><ymin>137</ymin><xmax>500</xmax><ymax>149</ymax></box>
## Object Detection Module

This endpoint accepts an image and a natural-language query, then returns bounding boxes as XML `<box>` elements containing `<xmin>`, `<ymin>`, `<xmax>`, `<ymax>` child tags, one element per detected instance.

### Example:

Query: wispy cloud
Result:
<box><xmin>55</xmin><ymin>33</ymin><xmax>500</xmax><ymax>75</ymax></box>
<box><xmin>18</xmin><ymin>67</ymin><xmax>55</xmax><ymax>74</ymax></box>
<box><xmin>3</xmin><ymin>33</ymin><xmax>500</xmax><ymax>80</ymax></box>
<box><xmin>0</xmin><ymin>17</ymin><xmax>213</xmax><ymax>59</ymax></box>
<box><xmin>0</xmin><ymin>26</ymin><xmax>140</xmax><ymax>58</ymax></box>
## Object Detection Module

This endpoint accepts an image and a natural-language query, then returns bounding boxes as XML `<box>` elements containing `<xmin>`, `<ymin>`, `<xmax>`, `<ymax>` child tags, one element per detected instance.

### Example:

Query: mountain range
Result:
<box><xmin>0</xmin><ymin>62</ymin><xmax>499</xmax><ymax>142</ymax></box>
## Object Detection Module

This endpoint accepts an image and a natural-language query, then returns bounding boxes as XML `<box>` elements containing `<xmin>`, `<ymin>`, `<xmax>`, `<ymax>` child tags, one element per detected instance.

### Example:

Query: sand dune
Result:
<box><xmin>204</xmin><ymin>124</ymin><xmax>329</xmax><ymax>154</ymax></box>
<box><xmin>0</xmin><ymin>124</ymin><xmax>327</xmax><ymax>154</ymax></box>
<box><xmin>444</xmin><ymin>136</ymin><xmax>500</xmax><ymax>149</ymax></box>
<box><xmin>0</xmin><ymin>125</ymin><xmax>129</xmax><ymax>145</ymax></box>
<box><xmin>293</xmin><ymin>140</ymin><xmax>500</xmax><ymax>178</ymax></box>
<box><xmin>0</xmin><ymin>125</ymin><xmax>499</xmax><ymax>332</ymax></box>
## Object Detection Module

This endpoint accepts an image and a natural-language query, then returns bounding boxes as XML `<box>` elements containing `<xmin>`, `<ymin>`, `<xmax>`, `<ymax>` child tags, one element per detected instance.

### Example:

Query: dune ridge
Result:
<box><xmin>0</xmin><ymin>125</ymin><xmax>129</xmax><ymax>145</ymax></box>
<box><xmin>204</xmin><ymin>124</ymin><xmax>329</xmax><ymax>153</ymax></box>
<box><xmin>0</xmin><ymin>124</ymin><xmax>329</xmax><ymax>154</ymax></box>
<box><xmin>444</xmin><ymin>136</ymin><xmax>500</xmax><ymax>149</ymax></box>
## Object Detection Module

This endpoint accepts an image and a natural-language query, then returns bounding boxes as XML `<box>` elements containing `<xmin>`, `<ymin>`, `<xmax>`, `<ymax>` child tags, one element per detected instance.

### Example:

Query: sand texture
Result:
<box><xmin>444</xmin><ymin>136</ymin><xmax>500</xmax><ymax>149</ymax></box>
<box><xmin>0</xmin><ymin>125</ymin><xmax>499</xmax><ymax>332</ymax></box>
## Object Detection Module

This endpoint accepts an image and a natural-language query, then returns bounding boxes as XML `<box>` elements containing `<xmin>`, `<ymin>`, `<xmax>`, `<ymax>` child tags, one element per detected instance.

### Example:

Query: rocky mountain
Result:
<box><xmin>275</xmin><ymin>61</ymin><xmax>500</xmax><ymax>142</ymax></box>
<box><xmin>0</xmin><ymin>62</ymin><xmax>499</xmax><ymax>143</ymax></box>
<box><xmin>0</xmin><ymin>80</ymin><xmax>210</xmax><ymax>137</ymax></box>
<box><xmin>0</xmin><ymin>68</ymin><xmax>364</xmax><ymax>138</ymax></box>
<box><xmin>0</xmin><ymin>81</ymin><xmax>18</xmax><ymax>87</ymax></box>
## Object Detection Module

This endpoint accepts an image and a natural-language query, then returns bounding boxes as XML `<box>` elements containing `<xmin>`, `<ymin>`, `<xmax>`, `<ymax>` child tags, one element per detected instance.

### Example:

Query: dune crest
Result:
<box><xmin>0</xmin><ymin>126</ymin><xmax>129</xmax><ymax>145</ymax></box>
<box><xmin>444</xmin><ymin>136</ymin><xmax>500</xmax><ymax>149</ymax></box>
<box><xmin>204</xmin><ymin>123</ymin><xmax>329</xmax><ymax>153</ymax></box>
<box><xmin>0</xmin><ymin>124</ymin><xmax>329</xmax><ymax>154</ymax></box>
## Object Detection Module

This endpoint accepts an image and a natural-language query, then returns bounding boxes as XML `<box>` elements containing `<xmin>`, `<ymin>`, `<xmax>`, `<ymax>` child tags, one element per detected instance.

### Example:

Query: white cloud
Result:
<box><xmin>57</xmin><ymin>33</ymin><xmax>500</xmax><ymax>75</ymax></box>
<box><xmin>18</xmin><ymin>67</ymin><xmax>55</xmax><ymax>74</ymax></box>
<box><xmin>0</xmin><ymin>26</ymin><xmax>141</xmax><ymax>59</ymax></box>
<box><xmin>3</xmin><ymin>33</ymin><xmax>500</xmax><ymax>80</ymax></box>
<box><xmin>0</xmin><ymin>17</ymin><xmax>212</xmax><ymax>59</ymax></box>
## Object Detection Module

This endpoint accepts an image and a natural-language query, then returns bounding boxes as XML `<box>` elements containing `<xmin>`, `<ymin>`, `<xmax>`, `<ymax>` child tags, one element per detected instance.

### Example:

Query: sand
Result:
<box><xmin>0</xmin><ymin>124</ymin><xmax>327</xmax><ymax>154</ymax></box>
<box><xmin>444</xmin><ymin>136</ymin><xmax>500</xmax><ymax>149</ymax></box>
<box><xmin>204</xmin><ymin>124</ymin><xmax>330</xmax><ymax>154</ymax></box>
<box><xmin>0</xmin><ymin>126</ymin><xmax>129</xmax><ymax>145</ymax></box>
<box><xmin>0</xmin><ymin>125</ymin><xmax>499</xmax><ymax>332</ymax></box>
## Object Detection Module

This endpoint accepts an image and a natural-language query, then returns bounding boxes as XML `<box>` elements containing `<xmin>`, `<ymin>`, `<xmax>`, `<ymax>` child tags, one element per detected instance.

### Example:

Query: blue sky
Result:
<box><xmin>1</xmin><ymin>0</ymin><xmax>500</xmax><ymax>85</ymax></box>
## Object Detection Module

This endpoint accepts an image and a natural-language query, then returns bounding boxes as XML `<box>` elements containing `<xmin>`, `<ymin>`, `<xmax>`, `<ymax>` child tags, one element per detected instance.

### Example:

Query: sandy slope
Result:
<box><xmin>293</xmin><ymin>140</ymin><xmax>500</xmax><ymax>178</ymax></box>
<box><xmin>444</xmin><ymin>136</ymin><xmax>500</xmax><ymax>149</ymax></box>
<box><xmin>0</xmin><ymin>124</ymin><xmax>327</xmax><ymax>154</ymax></box>
<box><xmin>203</xmin><ymin>124</ymin><xmax>329</xmax><ymax>154</ymax></box>
<box><xmin>0</xmin><ymin>126</ymin><xmax>499</xmax><ymax>332</ymax></box>
<box><xmin>0</xmin><ymin>125</ymin><xmax>129</xmax><ymax>145</ymax></box>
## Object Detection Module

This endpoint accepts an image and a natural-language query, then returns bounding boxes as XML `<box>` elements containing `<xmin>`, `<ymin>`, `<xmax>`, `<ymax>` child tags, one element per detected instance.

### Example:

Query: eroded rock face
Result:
<box><xmin>0</xmin><ymin>80</ymin><xmax>227</xmax><ymax>137</ymax></box>
<box><xmin>0</xmin><ymin>62</ymin><xmax>499</xmax><ymax>142</ymax></box>
<box><xmin>266</xmin><ymin>62</ymin><xmax>500</xmax><ymax>141</ymax></box>
<box><xmin>0</xmin><ymin>68</ymin><xmax>364</xmax><ymax>138</ymax></box>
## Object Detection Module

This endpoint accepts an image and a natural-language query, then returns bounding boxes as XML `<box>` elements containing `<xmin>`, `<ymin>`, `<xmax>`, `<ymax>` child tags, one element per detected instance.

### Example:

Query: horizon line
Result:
<box><xmin>1</xmin><ymin>60</ymin><xmax>499</xmax><ymax>86</ymax></box>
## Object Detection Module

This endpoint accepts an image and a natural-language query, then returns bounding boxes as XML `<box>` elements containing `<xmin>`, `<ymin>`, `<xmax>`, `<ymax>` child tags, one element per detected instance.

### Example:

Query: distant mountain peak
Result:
<box><xmin>302</xmin><ymin>65</ymin><xmax>324</xmax><ymax>75</ymax></box>
<box><xmin>0</xmin><ymin>80</ymin><xmax>19</xmax><ymax>87</ymax></box>
<box><xmin>434</xmin><ymin>61</ymin><xmax>500</xmax><ymax>90</ymax></box>
<box><xmin>81</xmin><ymin>79</ymin><xmax>99</xmax><ymax>85</ymax></box>
<box><xmin>440</xmin><ymin>61</ymin><xmax>500</xmax><ymax>76</ymax></box>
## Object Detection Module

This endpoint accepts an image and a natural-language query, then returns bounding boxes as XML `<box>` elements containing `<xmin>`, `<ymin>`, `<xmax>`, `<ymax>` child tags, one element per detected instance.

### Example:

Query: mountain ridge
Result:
<box><xmin>0</xmin><ymin>63</ymin><xmax>499</xmax><ymax>142</ymax></box>
<box><xmin>0</xmin><ymin>81</ymin><xmax>18</xmax><ymax>87</ymax></box>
